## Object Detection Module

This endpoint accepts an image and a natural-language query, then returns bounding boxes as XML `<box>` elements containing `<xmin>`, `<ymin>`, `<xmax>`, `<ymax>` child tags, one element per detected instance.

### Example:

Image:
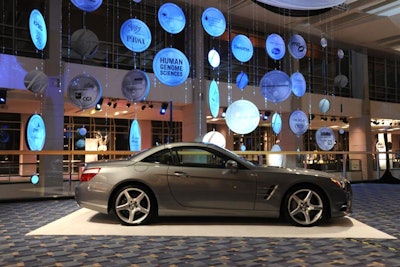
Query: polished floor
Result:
<box><xmin>0</xmin><ymin>183</ymin><xmax>399</xmax><ymax>267</ymax></box>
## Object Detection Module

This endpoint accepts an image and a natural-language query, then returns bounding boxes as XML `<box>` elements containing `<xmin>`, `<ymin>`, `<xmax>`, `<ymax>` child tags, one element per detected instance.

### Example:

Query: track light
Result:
<box><xmin>126</xmin><ymin>103</ymin><xmax>131</xmax><ymax>108</ymax></box>
<box><xmin>148</xmin><ymin>103</ymin><xmax>153</xmax><ymax>109</ymax></box>
<box><xmin>0</xmin><ymin>89</ymin><xmax>6</xmax><ymax>104</ymax></box>
<box><xmin>95</xmin><ymin>98</ymin><xmax>103</xmax><ymax>110</ymax></box>
<box><xmin>221</xmin><ymin>107</ymin><xmax>227</xmax><ymax>118</ymax></box>
<box><xmin>113</xmin><ymin>102</ymin><xmax>117</xmax><ymax>109</ymax></box>
<box><xmin>107</xmin><ymin>101</ymin><xmax>112</xmax><ymax>107</ymax></box>
<box><xmin>141</xmin><ymin>105</ymin><xmax>146</xmax><ymax>110</ymax></box>
<box><xmin>160</xmin><ymin>102</ymin><xmax>168</xmax><ymax>115</ymax></box>
<box><xmin>263</xmin><ymin>111</ymin><xmax>271</xmax><ymax>121</ymax></box>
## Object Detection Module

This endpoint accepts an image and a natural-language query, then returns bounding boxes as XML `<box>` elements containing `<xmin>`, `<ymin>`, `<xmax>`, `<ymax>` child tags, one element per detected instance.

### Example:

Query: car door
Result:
<box><xmin>167</xmin><ymin>146</ymin><xmax>257</xmax><ymax>210</ymax></box>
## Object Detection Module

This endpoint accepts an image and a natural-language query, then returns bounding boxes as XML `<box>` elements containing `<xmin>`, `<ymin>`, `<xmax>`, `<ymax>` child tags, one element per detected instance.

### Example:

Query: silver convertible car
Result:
<box><xmin>75</xmin><ymin>142</ymin><xmax>352</xmax><ymax>227</ymax></box>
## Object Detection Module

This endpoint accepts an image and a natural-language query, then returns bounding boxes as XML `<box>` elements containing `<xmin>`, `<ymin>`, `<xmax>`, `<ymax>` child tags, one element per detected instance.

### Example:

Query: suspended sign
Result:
<box><xmin>288</xmin><ymin>34</ymin><xmax>307</xmax><ymax>60</ymax></box>
<box><xmin>70</xmin><ymin>0</ymin><xmax>102</xmax><ymax>12</ymax></box>
<box><xmin>121</xmin><ymin>69</ymin><xmax>150</xmax><ymax>102</ymax></box>
<box><xmin>201</xmin><ymin>7</ymin><xmax>226</xmax><ymax>37</ymax></box>
<box><xmin>271</xmin><ymin>113</ymin><xmax>282</xmax><ymax>135</ymax></box>
<box><xmin>269</xmin><ymin>144</ymin><xmax>283</xmax><ymax>167</ymax></box>
<box><xmin>231</xmin><ymin>34</ymin><xmax>253</xmax><ymax>63</ymax></box>
<box><xmin>153</xmin><ymin>48</ymin><xmax>190</xmax><ymax>86</ymax></box>
<box><xmin>158</xmin><ymin>3</ymin><xmax>186</xmax><ymax>34</ymax></box>
<box><xmin>203</xmin><ymin>131</ymin><xmax>226</xmax><ymax>148</ymax></box>
<box><xmin>120</xmin><ymin>18</ymin><xmax>152</xmax><ymax>52</ymax></box>
<box><xmin>208</xmin><ymin>49</ymin><xmax>220</xmax><ymax>68</ymax></box>
<box><xmin>67</xmin><ymin>74</ymin><xmax>102</xmax><ymax>109</ymax></box>
<box><xmin>29</xmin><ymin>9</ymin><xmax>47</xmax><ymax>50</ymax></box>
<box><xmin>266</xmin><ymin>33</ymin><xmax>285</xmax><ymax>60</ymax></box>
<box><xmin>225</xmin><ymin>100</ymin><xmax>260</xmax><ymax>134</ymax></box>
<box><xmin>24</xmin><ymin>70</ymin><xmax>48</xmax><ymax>95</ymax></box>
<box><xmin>289</xmin><ymin>110</ymin><xmax>309</xmax><ymax>135</ymax></box>
<box><xmin>26</xmin><ymin>114</ymin><xmax>46</xmax><ymax>151</ymax></box>
<box><xmin>71</xmin><ymin>29</ymin><xmax>99</xmax><ymax>58</ymax></box>
<box><xmin>129</xmin><ymin>119</ymin><xmax>141</xmax><ymax>152</ymax></box>
<box><xmin>315</xmin><ymin>127</ymin><xmax>336</xmax><ymax>151</ymax></box>
<box><xmin>319</xmin><ymin>98</ymin><xmax>331</xmax><ymax>113</ymax></box>
<box><xmin>291</xmin><ymin>71</ymin><xmax>306</xmax><ymax>97</ymax></box>
<box><xmin>236</xmin><ymin>71</ymin><xmax>249</xmax><ymax>90</ymax></box>
<box><xmin>260</xmin><ymin>70</ymin><xmax>291</xmax><ymax>103</ymax></box>
<box><xmin>316</xmin><ymin>127</ymin><xmax>335</xmax><ymax>151</ymax></box>
<box><xmin>208</xmin><ymin>80</ymin><xmax>220</xmax><ymax>118</ymax></box>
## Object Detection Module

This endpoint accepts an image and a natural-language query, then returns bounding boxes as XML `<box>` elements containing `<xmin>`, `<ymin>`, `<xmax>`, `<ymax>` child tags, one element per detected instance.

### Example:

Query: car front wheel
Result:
<box><xmin>112</xmin><ymin>185</ymin><xmax>155</xmax><ymax>225</ymax></box>
<box><xmin>284</xmin><ymin>186</ymin><xmax>327</xmax><ymax>227</ymax></box>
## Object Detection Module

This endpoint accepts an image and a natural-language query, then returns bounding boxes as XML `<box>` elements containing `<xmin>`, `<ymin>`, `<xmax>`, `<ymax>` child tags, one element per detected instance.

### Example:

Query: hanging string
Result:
<box><xmin>227</xmin><ymin>0</ymin><xmax>232</xmax><ymax>106</ymax></box>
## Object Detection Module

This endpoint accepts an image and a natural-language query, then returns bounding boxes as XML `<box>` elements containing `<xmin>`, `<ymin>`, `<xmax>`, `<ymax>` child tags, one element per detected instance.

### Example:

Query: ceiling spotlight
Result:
<box><xmin>263</xmin><ymin>111</ymin><xmax>271</xmax><ymax>121</ymax></box>
<box><xmin>0</xmin><ymin>89</ymin><xmax>7</xmax><ymax>104</ymax></box>
<box><xmin>107</xmin><ymin>101</ymin><xmax>112</xmax><ymax>107</ymax></box>
<box><xmin>141</xmin><ymin>105</ymin><xmax>146</xmax><ymax>110</ymax></box>
<box><xmin>221</xmin><ymin>107</ymin><xmax>227</xmax><ymax>118</ymax></box>
<box><xmin>126</xmin><ymin>103</ymin><xmax>131</xmax><ymax>108</ymax></box>
<box><xmin>113</xmin><ymin>102</ymin><xmax>117</xmax><ymax>109</ymax></box>
<box><xmin>95</xmin><ymin>98</ymin><xmax>103</xmax><ymax>110</ymax></box>
<box><xmin>160</xmin><ymin>102</ymin><xmax>168</xmax><ymax>115</ymax></box>
<box><xmin>148</xmin><ymin>103</ymin><xmax>153</xmax><ymax>109</ymax></box>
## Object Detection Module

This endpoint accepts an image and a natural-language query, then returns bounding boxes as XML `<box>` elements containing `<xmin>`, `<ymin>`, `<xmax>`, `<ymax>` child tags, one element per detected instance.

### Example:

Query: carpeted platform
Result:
<box><xmin>27</xmin><ymin>208</ymin><xmax>396</xmax><ymax>239</ymax></box>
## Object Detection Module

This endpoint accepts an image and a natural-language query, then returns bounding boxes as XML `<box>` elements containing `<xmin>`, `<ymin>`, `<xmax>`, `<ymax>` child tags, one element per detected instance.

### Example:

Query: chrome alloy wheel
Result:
<box><xmin>114</xmin><ymin>186</ymin><xmax>152</xmax><ymax>225</ymax></box>
<box><xmin>286</xmin><ymin>188</ymin><xmax>325</xmax><ymax>226</ymax></box>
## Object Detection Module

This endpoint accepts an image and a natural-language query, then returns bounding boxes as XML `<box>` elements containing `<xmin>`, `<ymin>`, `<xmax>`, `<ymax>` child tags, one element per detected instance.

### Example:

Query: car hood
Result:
<box><xmin>258</xmin><ymin>165</ymin><xmax>348</xmax><ymax>181</ymax></box>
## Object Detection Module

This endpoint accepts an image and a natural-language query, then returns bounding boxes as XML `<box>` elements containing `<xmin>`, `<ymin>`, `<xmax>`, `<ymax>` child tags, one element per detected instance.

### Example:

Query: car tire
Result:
<box><xmin>111</xmin><ymin>184</ymin><xmax>156</xmax><ymax>226</ymax></box>
<box><xmin>283</xmin><ymin>185</ymin><xmax>328</xmax><ymax>227</ymax></box>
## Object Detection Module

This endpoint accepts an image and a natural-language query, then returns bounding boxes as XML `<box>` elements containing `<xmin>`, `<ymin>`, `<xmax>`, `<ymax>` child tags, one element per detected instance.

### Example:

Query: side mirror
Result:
<box><xmin>225</xmin><ymin>160</ymin><xmax>238</xmax><ymax>173</ymax></box>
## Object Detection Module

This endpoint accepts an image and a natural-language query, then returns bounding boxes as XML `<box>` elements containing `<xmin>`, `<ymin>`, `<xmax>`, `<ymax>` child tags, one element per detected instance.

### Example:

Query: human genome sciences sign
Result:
<box><xmin>153</xmin><ymin>48</ymin><xmax>190</xmax><ymax>86</ymax></box>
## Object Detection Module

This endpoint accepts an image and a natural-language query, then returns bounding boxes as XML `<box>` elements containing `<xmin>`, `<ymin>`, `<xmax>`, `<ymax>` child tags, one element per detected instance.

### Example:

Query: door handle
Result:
<box><xmin>174</xmin><ymin>171</ymin><xmax>189</xmax><ymax>178</ymax></box>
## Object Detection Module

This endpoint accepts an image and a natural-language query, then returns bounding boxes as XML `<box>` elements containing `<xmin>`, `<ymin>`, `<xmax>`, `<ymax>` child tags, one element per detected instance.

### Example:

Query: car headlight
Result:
<box><xmin>330</xmin><ymin>177</ymin><xmax>346</xmax><ymax>189</ymax></box>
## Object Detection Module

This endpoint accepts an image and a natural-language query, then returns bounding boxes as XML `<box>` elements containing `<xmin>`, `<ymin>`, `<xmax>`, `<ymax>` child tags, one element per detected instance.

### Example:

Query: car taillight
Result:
<box><xmin>80</xmin><ymin>168</ymin><xmax>101</xmax><ymax>182</ymax></box>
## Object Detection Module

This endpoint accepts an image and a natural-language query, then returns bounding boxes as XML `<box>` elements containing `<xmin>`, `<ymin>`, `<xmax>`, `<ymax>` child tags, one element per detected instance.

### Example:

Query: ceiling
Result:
<box><xmin>5</xmin><ymin>0</ymin><xmax>400</xmax><ymax>132</ymax></box>
<box><xmin>164</xmin><ymin>0</ymin><xmax>400</xmax><ymax>55</ymax></box>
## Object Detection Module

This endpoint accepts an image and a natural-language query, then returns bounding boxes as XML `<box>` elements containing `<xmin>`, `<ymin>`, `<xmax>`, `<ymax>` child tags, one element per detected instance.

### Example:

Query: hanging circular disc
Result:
<box><xmin>266</xmin><ymin>33</ymin><xmax>285</xmax><ymax>60</ymax></box>
<box><xmin>260</xmin><ymin>70</ymin><xmax>291</xmax><ymax>103</ymax></box>
<box><xmin>158</xmin><ymin>3</ymin><xmax>186</xmax><ymax>34</ymax></box>
<box><xmin>121</xmin><ymin>69</ymin><xmax>150</xmax><ymax>102</ymax></box>
<box><xmin>231</xmin><ymin>34</ymin><xmax>253</xmax><ymax>63</ymax></box>
<box><xmin>201</xmin><ymin>7</ymin><xmax>226</xmax><ymax>37</ymax></box>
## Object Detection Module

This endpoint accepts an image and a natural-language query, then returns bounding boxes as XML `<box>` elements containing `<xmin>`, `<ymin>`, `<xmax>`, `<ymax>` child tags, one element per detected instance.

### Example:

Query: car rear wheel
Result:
<box><xmin>284</xmin><ymin>185</ymin><xmax>327</xmax><ymax>227</ymax></box>
<box><xmin>112</xmin><ymin>185</ymin><xmax>155</xmax><ymax>225</ymax></box>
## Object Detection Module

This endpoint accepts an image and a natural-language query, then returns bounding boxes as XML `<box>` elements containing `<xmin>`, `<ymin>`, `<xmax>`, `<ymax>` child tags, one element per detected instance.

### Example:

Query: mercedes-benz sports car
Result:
<box><xmin>75</xmin><ymin>142</ymin><xmax>352</xmax><ymax>227</ymax></box>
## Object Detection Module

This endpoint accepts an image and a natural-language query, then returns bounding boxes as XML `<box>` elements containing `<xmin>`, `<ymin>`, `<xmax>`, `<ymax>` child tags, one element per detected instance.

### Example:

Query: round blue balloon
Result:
<box><xmin>71</xmin><ymin>0</ymin><xmax>102</xmax><ymax>12</ymax></box>
<box><xmin>29</xmin><ymin>9</ymin><xmax>47</xmax><ymax>50</ymax></box>
<box><xmin>291</xmin><ymin>71</ymin><xmax>306</xmax><ymax>97</ymax></box>
<box><xmin>260</xmin><ymin>70</ymin><xmax>291</xmax><ymax>103</ymax></box>
<box><xmin>266</xmin><ymin>33</ymin><xmax>285</xmax><ymax>60</ymax></box>
<box><xmin>201</xmin><ymin>7</ymin><xmax>226</xmax><ymax>37</ymax></box>
<box><xmin>153</xmin><ymin>48</ymin><xmax>190</xmax><ymax>86</ymax></box>
<box><xmin>120</xmin><ymin>18</ymin><xmax>152</xmax><ymax>52</ymax></box>
<box><xmin>236</xmin><ymin>71</ymin><xmax>249</xmax><ymax>90</ymax></box>
<box><xmin>231</xmin><ymin>34</ymin><xmax>253</xmax><ymax>63</ymax></box>
<box><xmin>158</xmin><ymin>3</ymin><xmax>186</xmax><ymax>34</ymax></box>
<box><xmin>208</xmin><ymin>80</ymin><xmax>220</xmax><ymax>118</ymax></box>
